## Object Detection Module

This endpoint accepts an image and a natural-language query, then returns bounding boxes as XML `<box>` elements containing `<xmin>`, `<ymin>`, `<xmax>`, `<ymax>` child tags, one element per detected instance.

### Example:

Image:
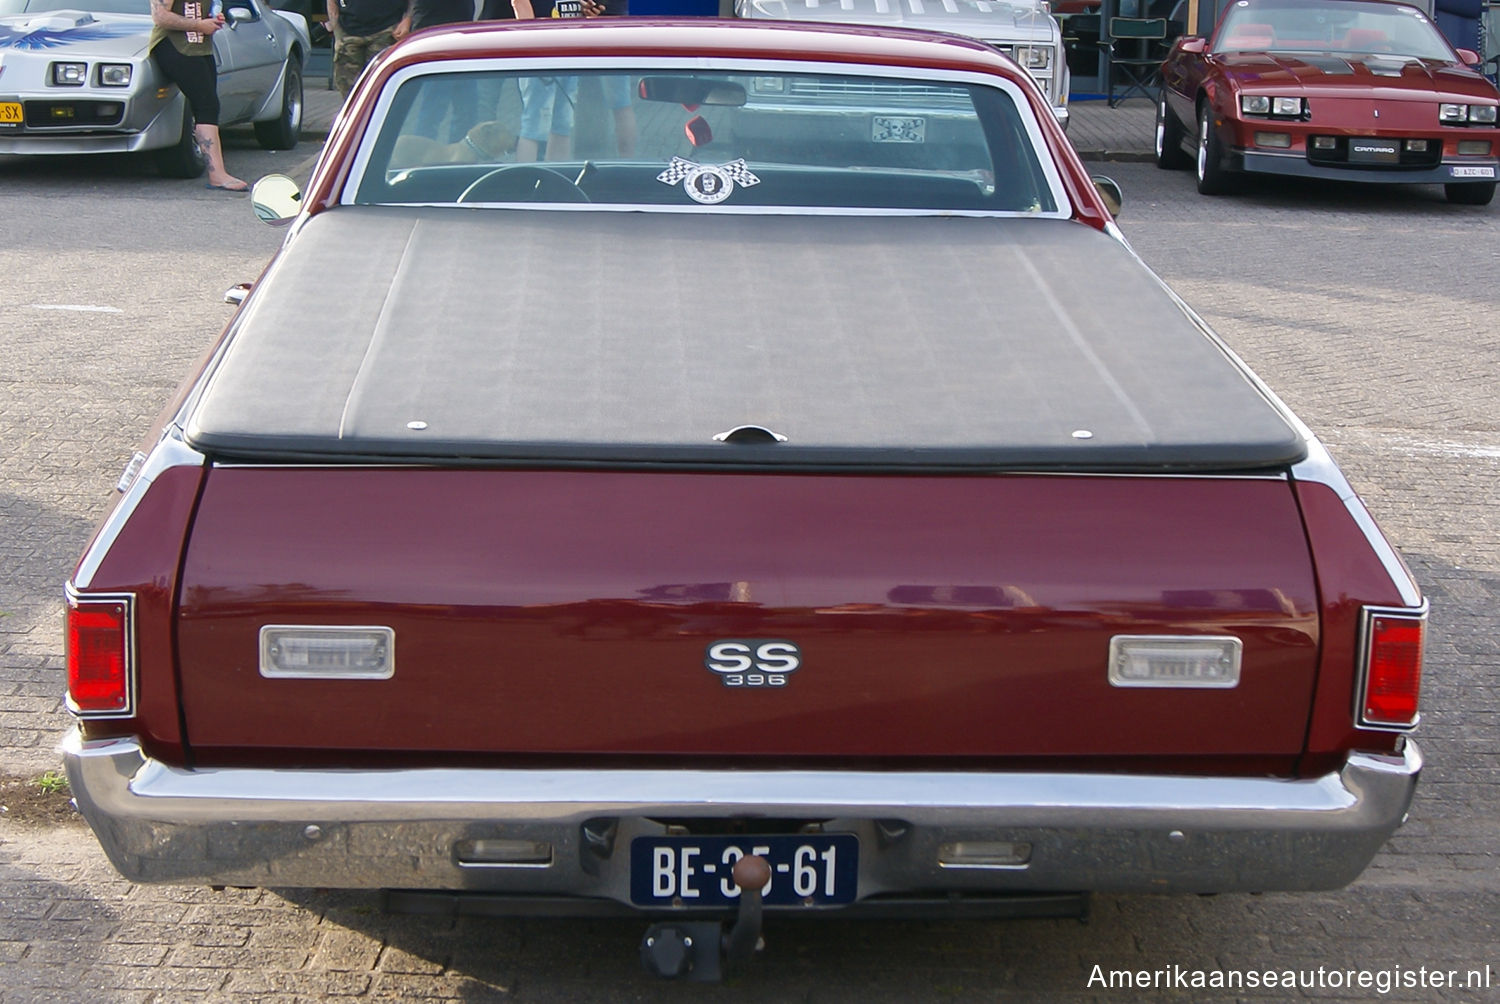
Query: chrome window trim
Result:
<box><xmin>63</xmin><ymin>585</ymin><xmax>137</xmax><ymax>720</ymax></box>
<box><xmin>73</xmin><ymin>428</ymin><xmax>206</xmax><ymax>590</ymax></box>
<box><xmin>341</xmin><ymin>56</ymin><xmax>1071</xmax><ymax>218</ymax></box>
<box><xmin>1354</xmin><ymin>601</ymin><xmax>1428</xmax><ymax>732</ymax></box>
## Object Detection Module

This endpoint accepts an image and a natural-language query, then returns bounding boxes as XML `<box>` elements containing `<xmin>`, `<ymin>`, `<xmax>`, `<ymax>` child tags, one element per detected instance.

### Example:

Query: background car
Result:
<box><xmin>734</xmin><ymin>0</ymin><xmax>1072</xmax><ymax>127</ymax></box>
<box><xmin>1156</xmin><ymin>0</ymin><xmax>1498</xmax><ymax>204</ymax></box>
<box><xmin>0</xmin><ymin>0</ymin><xmax>309</xmax><ymax>176</ymax></box>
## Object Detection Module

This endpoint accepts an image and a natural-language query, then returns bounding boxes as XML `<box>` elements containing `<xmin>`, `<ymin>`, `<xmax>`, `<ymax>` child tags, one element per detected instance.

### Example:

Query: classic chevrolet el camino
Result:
<box><xmin>64</xmin><ymin>18</ymin><xmax>1424</xmax><ymax>979</ymax></box>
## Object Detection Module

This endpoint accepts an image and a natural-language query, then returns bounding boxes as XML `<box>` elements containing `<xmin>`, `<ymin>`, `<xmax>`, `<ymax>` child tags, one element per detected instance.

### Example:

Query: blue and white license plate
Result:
<box><xmin>630</xmin><ymin>834</ymin><xmax>859</xmax><ymax>907</ymax></box>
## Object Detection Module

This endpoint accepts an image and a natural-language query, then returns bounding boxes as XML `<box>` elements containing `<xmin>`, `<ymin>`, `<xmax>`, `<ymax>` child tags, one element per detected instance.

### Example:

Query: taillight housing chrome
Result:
<box><xmin>1356</xmin><ymin>603</ymin><xmax>1426</xmax><ymax>731</ymax></box>
<box><xmin>65</xmin><ymin>587</ymin><xmax>136</xmax><ymax>718</ymax></box>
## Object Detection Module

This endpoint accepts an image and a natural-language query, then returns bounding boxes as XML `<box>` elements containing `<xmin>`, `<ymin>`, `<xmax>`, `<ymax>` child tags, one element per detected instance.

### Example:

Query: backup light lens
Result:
<box><xmin>1108</xmin><ymin>636</ymin><xmax>1242</xmax><ymax>688</ymax></box>
<box><xmin>52</xmin><ymin>62</ymin><xmax>87</xmax><ymax>86</ymax></box>
<box><xmin>99</xmin><ymin>63</ymin><xmax>132</xmax><ymax>86</ymax></box>
<box><xmin>259</xmin><ymin>626</ymin><xmax>394</xmax><ymax>679</ymax></box>
<box><xmin>455</xmin><ymin>839</ymin><xmax>554</xmax><ymax>867</ymax></box>
<box><xmin>1358</xmin><ymin>608</ymin><xmax>1424</xmax><ymax>730</ymax></box>
<box><xmin>66</xmin><ymin>593</ymin><xmax>134</xmax><ymax>716</ymax></box>
<box><xmin>939</xmin><ymin>841</ymin><xmax>1032</xmax><ymax>868</ymax></box>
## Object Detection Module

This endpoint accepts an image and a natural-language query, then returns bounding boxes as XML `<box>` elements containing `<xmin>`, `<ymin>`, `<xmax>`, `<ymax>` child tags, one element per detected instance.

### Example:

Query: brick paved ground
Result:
<box><xmin>1</xmin><ymin>128</ymin><xmax>1496</xmax><ymax>999</ymax></box>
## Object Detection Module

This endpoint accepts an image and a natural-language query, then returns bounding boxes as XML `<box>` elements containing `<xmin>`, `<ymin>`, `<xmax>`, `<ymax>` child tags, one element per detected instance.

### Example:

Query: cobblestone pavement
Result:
<box><xmin>1</xmin><ymin>147</ymin><xmax>1497</xmax><ymax>1000</ymax></box>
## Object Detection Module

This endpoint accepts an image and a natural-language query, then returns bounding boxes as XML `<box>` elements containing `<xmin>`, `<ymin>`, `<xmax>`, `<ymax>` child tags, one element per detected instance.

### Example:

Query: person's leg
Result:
<box><xmin>154</xmin><ymin>44</ymin><xmax>244</xmax><ymax>187</ymax></box>
<box><xmin>516</xmin><ymin>76</ymin><xmax>556</xmax><ymax>162</ymax></box>
<box><xmin>544</xmin><ymin>76</ymin><xmax>577</xmax><ymax>161</ymax></box>
<box><xmin>602</xmin><ymin>75</ymin><xmax>636</xmax><ymax>157</ymax></box>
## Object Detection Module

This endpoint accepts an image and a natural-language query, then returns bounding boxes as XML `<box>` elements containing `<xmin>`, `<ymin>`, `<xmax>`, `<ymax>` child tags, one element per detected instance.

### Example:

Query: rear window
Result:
<box><xmin>351</xmin><ymin>67</ymin><xmax>1059</xmax><ymax>213</ymax></box>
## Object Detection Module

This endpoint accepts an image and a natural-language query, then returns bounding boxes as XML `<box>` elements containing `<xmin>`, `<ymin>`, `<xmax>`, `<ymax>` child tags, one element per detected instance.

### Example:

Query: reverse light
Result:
<box><xmin>66</xmin><ymin>590</ymin><xmax>135</xmax><ymax>717</ymax></box>
<box><xmin>938</xmin><ymin>841</ymin><xmax>1033</xmax><ymax>869</ymax></box>
<box><xmin>51</xmin><ymin>62</ymin><xmax>87</xmax><ymax>86</ymax></box>
<box><xmin>1108</xmin><ymin>636</ymin><xmax>1242</xmax><ymax>688</ymax></box>
<box><xmin>455</xmin><ymin>839</ymin><xmax>554</xmax><ymax>867</ymax></box>
<box><xmin>1357</xmin><ymin>606</ymin><xmax>1425</xmax><ymax>731</ymax></box>
<box><xmin>259</xmin><ymin>625</ymin><xmax>394</xmax><ymax>679</ymax></box>
<box><xmin>98</xmin><ymin>63</ymin><xmax>132</xmax><ymax>87</ymax></box>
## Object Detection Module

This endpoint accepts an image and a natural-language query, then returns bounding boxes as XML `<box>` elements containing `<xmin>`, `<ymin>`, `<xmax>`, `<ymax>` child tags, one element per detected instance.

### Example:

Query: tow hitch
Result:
<box><xmin>640</xmin><ymin>854</ymin><xmax>770</xmax><ymax>981</ymax></box>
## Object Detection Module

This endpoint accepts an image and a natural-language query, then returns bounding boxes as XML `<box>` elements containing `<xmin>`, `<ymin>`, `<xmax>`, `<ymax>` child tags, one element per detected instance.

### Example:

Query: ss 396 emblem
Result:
<box><xmin>704</xmin><ymin>639</ymin><xmax>800</xmax><ymax>687</ymax></box>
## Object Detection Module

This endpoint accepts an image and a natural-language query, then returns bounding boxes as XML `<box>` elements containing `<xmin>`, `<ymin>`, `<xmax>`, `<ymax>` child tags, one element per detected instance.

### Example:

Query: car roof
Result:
<box><xmin>385</xmin><ymin>16</ymin><xmax>1028</xmax><ymax>79</ymax></box>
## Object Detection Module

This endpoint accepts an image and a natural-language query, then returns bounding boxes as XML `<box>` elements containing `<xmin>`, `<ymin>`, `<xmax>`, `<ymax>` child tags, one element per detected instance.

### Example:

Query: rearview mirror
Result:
<box><xmin>251</xmin><ymin>173</ymin><xmax>302</xmax><ymax>225</ymax></box>
<box><xmin>1091</xmin><ymin>175</ymin><xmax>1123</xmax><ymax>216</ymax></box>
<box><xmin>637</xmin><ymin>76</ymin><xmax>747</xmax><ymax>107</ymax></box>
<box><xmin>1179</xmin><ymin>37</ymin><xmax>1206</xmax><ymax>54</ymax></box>
<box><xmin>1456</xmin><ymin>48</ymin><xmax>1479</xmax><ymax>66</ymax></box>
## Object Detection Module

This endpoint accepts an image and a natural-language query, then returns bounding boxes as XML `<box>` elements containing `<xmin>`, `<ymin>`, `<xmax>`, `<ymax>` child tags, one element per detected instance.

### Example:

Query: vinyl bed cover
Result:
<box><xmin>185</xmin><ymin>208</ymin><xmax>1306</xmax><ymax>472</ymax></box>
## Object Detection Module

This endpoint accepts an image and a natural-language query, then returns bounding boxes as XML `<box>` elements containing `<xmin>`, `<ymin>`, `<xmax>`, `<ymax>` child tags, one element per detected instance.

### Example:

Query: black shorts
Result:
<box><xmin>151</xmin><ymin>41</ymin><xmax>220</xmax><ymax>126</ymax></box>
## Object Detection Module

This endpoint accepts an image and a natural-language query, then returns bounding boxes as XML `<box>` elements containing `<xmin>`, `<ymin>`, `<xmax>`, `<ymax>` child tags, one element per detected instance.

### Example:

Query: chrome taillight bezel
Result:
<box><xmin>64</xmin><ymin>584</ymin><xmax>138</xmax><ymax>719</ymax></box>
<box><xmin>1354</xmin><ymin>601</ymin><xmax>1427</xmax><ymax>732</ymax></box>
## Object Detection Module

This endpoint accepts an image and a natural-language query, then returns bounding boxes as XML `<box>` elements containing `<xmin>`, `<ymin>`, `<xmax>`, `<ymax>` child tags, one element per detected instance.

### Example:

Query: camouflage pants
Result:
<box><xmin>332</xmin><ymin>26</ymin><xmax>398</xmax><ymax>99</ymax></box>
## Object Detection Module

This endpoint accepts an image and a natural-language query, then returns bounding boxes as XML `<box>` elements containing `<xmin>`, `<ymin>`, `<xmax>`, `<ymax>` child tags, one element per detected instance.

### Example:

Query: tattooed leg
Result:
<box><xmin>196</xmin><ymin>123</ymin><xmax>246</xmax><ymax>189</ymax></box>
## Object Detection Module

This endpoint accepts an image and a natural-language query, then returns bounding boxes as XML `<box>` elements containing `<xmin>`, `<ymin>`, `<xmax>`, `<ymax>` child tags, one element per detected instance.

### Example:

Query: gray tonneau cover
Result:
<box><xmin>185</xmin><ymin>208</ymin><xmax>1305</xmax><ymax>471</ymax></box>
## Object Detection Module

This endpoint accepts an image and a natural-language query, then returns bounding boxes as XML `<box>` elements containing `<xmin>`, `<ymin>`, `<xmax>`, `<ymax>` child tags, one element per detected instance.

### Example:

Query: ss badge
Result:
<box><xmin>704</xmin><ymin>639</ymin><xmax>801</xmax><ymax>688</ymax></box>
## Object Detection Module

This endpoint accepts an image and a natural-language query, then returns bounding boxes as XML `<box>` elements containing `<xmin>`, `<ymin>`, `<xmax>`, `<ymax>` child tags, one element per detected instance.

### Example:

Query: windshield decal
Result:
<box><xmin>657</xmin><ymin>157</ymin><xmax>761</xmax><ymax>205</ymax></box>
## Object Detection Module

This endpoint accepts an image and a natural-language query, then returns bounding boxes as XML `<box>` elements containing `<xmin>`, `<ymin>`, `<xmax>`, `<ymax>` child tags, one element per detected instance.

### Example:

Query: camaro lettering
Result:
<box><xmin>1353</xmin><ymin>144</ymin><xmax>1392</xmax><ymax>153</ymax></box>
<box><xmin>705</xmin><ymin>639</ymin><xmax>800</xmax><ymax>686</ymax></box>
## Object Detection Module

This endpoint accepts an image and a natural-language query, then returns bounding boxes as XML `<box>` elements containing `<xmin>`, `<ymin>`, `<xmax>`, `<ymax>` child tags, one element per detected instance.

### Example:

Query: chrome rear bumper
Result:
<box><xmin>63</xmin><ymin>731</ymin><xmax>1419</xmax><ymax>904</ymax></box>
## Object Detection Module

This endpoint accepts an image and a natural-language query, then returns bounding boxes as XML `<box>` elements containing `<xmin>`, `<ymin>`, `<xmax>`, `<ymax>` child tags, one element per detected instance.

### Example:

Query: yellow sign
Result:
<box><xmin>0</xmin><ymin>101</ymin><xmax>23</xmax><ymax>124</ymax></box>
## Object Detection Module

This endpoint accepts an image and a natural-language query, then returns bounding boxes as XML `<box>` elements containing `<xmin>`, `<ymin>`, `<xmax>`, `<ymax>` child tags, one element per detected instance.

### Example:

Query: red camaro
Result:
<box><xmin>1157</xmin><ymin>0</ymin><xmax>1499</xmax><ymax>204</ymax></box>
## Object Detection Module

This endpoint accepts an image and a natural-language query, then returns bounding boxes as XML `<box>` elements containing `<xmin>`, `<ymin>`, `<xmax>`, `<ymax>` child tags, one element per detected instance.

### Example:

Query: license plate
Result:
<box><xmin>0</xmin><ymin>101</ymin><xmax>21</xmax><ymax>127</ymax></box>
<box><xmin>1347</xmin><ymin>138</ymin><xmax>1399</xmax><ymax>163</ymax></box>
<box><xmin>630</xmin><ymin>834</ymin><xmax>859</xmax><ymax>907</ymax></box>
<box><xmin>1451</xmin><ymin>165</ymin><xmax>1496</xmax><ymax>178</ymax></box>
<box><xmin>872</xmin><ymin>116</ymin><xmax>925</xmax><ymax>143</ymax></box>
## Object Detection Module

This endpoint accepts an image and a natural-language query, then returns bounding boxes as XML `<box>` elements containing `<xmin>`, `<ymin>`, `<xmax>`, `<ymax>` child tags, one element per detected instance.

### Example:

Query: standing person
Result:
<box><xmin>511</xmin><ymin>0</ymin><xmax>592</xmax><ymax>162</ymax></box>
<box><xmin>327</xmin><ymin>0</ymin><xmax>409</xmax><ymax>100</ymax></box>
<box><xmin>398</xmin><ymin>0</ymin><xmax>478</xmax><ymax>140</ymax></box>
<box><xmin>148</xmin><ymin>0</ymin><xmax>245</xmax><ymax>190</ymax></box>
<box><xmin>593</xmin><ymin>0</ymin><xmax>635</xmax><ymax>157</ymax></box>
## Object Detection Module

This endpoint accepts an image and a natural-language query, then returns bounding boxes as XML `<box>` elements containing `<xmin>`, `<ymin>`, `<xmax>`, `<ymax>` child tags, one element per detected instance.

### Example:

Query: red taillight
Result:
<box><xmin>1358</xmin><ymin>606</ymin><xmax>1425</xmax><ymax>730</ymax></box>
<box><xmin>65</xmin><ymin>591</ymin><xmax>134</xmax><ymax>717</ymax></box>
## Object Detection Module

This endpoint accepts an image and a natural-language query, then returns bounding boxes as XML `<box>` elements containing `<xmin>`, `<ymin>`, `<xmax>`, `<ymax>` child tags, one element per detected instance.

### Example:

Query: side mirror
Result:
<box><xmin>1179</xmin><ymin>37</ymin><xmax>1206</xmax><ymax>54</ymax></box>
<box><xmin>226</xmin><ymin>5</ymin><xmax>252</xmax><ymax>22</ymax></box>
<box><xmin>251</xmin><ymin>173</ymin><xmax>303</xmax><ymax>225</ymax></box>
<box><xmin>1091</xmin><ymin>175</ymin><xmax>1123</xmax><ymax>216</ymax></box>
<box><xmin>1456</xmin><ymin>48</ymin><xmax>1480</xmax><ymax>66</ymax></box>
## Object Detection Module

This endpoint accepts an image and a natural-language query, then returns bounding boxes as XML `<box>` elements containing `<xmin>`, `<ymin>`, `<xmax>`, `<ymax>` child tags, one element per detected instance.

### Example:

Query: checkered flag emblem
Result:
<box><xmin>656</xmin><ymin>159</ymin><xmax>762</xmax><ymax>188</ymax></box>
<box><xmin>719</xmin><ymin>160</ymin><xmax>761</xmax><ymax>187</ymax></box>
<box><xmin>656</xmin><ymin>158</ymin><xmax>698</xmax><ymax>185</ymax></box>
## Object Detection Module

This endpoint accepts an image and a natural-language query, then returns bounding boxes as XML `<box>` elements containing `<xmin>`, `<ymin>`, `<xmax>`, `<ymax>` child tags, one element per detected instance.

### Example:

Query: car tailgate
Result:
<box><xmin>176</xmin><ymin>467</ymin><xmax>1319</xmax><ymax>759</ymax></box>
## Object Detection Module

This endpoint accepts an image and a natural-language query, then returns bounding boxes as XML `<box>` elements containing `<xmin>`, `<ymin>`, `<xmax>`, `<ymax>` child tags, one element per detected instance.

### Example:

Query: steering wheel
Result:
<box><xmin>457</xmin><ymin>165</ymin><xmax>590</xmax><ymax>204</ymax></box>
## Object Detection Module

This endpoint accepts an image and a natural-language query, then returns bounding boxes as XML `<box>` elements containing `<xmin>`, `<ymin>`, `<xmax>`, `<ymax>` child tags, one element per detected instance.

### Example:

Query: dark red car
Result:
<box><xmin>63</xmin><ymin>17</ymin><xmax>1424</xmax><ymax>981</ymax></box>
<box><xmin>1156</xmin><ymin>0</ymin><xmax>1499</xmax><ymax>204</ymax></box>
